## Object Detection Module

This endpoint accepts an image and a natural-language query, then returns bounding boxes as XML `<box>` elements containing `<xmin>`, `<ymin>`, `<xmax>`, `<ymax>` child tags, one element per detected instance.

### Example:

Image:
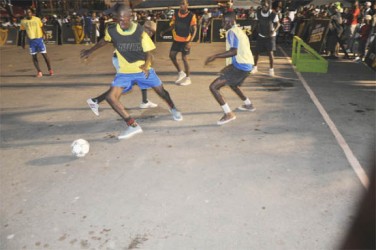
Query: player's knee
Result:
<box><xmin>209</xmin><ymin>82</ymin><xmax>219</xmax><ymax>93</ymax></box>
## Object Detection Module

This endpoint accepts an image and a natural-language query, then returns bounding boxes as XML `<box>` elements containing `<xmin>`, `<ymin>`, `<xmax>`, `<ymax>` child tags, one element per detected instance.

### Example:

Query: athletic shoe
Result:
<box><xmin>86</xmin><ymin>98</ymin><xmax>99</xmax><ymax>116</ymax></box>
<box><xmin>170</xmin><ymin>108</ymin><xmax>183</xmax><ymax>121</ymax></box>
<box><xmin>36</xmin><ymin>71</ymin><xmax>43</xmax><ymax>77</ymax></box>
<box><xmin>49</xmin><ymin>69</ymin><xmax>54</xmax><ymax>76</ymax></box>
<box><xmin>250</xmin><ymin>66</ymin><xmax>258</xmax><ymax>74</ymax></box>
<box><xmin>178</xmin><ymin>77</ymin><xmax>192</xmax><ymax>86</ymax></box>
<box><xmin>118</xmin><ymin>124</ymin><xmax>143</xmax><ymax>140</ymax></box>
<box><xmin>269</xmin><ymin>68</ymin><xmax>275</xmax><ymax>77</ymax></box>
<box><xmin>175</xmin><ymin>71</ymin><xmax>186</xmax><ymax>83</ymax></box>
<box><xmin>217</xmin><ymin>112</ymin><xmax>236</xmax><ymax>125</ymax></box>
<box><xmin>237</xmin><ymin>104</ymin><xmax>256</xmax><ymax>112</ymax></box>
<box><xmin>139</xmin><ymin>100</ymin><xmax>158</xmax><ymax>109</ymax></box>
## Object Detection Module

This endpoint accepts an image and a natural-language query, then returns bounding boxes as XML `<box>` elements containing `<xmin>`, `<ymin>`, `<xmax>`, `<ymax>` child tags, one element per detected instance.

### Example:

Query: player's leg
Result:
<box><xmin>178</xmin><ymin>43</ymin><xmax>191</xmax><ymax>86</ymax></box>
<box><xmin>106</xmin><ymin>84</ymin><xmax>142</xmax><ymax>139</ymax></box>
<box><xmin>31</xmin><ymin>54</ymin><xmax>42</xmax><ymax>76</ymax></box>
<box><xmin>231</xmin><ymin>85</ymin><xmax>256</xmax><ymax>112</ymax></box>
<box><xmin>139</xmin><ymin>89</ymin><xmax>158</xmax><ymax>109</ymax></box>
<box><xmin>170</xmin><ymin>42</ymin><xmax>186</xmax><ymax>83</ymax></box>
<box><xmin>209</xmin><ymin>75</ymin><xmax>236</xmax><ymax>125</ymax></box>
<box><xmin>138</xmin><ymin>68</ymin><xmax>182</xmax><ymax>121</ymax></box>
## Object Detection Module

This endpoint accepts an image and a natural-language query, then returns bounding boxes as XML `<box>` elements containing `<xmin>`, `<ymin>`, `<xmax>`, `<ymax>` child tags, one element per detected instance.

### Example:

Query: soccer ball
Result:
<box><xmin>71</xmin><ymin>139</ymin><xmax>90</xmax><ymax>157</ymax></box>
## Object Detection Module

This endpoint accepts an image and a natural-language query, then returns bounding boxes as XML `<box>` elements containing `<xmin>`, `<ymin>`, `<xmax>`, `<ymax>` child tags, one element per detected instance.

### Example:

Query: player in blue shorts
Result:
<box><xmin>20</xmin><ymin>8</ymin><xmax>53</xmax><ymax>77</ymax></box>
<box><xmin>81</xmin><ymin>4</ymin><xmax>183</xmax><ymax>140</ymax></box>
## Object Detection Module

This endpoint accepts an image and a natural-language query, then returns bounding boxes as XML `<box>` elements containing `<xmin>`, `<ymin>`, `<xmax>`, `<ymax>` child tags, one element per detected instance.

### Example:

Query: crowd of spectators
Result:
<box><xmin>1</xmin><ymin>0</ymin><xmax>375</xmax><ymax>61</ymax></box>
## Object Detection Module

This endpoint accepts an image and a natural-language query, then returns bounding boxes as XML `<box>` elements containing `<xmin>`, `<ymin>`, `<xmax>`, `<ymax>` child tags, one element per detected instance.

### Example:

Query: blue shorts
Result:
<box><xmin>112</xmin><ymin>68</ymin><xmax>162</xmax><ymax>93</ymax></box>
<box><xmin>29</xmin><ymin>38</ymin><xmax>47</xmax><ymax>55</ymax></box>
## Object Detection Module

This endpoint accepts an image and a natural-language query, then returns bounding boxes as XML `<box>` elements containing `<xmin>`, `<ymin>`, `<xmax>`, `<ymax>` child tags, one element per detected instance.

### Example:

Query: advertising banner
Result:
<box><xmin>211</xmin><ymin>19</ymin><xmax>254</xmax><ymax>42</ymax></box>
<box><xmin>307</xmin><ymin>19</ymin><xmax>330</xmax><ymax>54</ymax></box>
<box><xmin>44</xmin><ymin>25</ymin><xmax>58</xmax><ymax>45</ymax></box>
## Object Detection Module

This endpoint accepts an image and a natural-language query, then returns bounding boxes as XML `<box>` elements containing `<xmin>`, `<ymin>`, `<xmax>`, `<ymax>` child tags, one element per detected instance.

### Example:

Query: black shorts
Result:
<box><xmin>170</xmin><ymin>41</ymin><xmax>190</xmax><ymax>55</ymax></box>
<box><xmin>219</xmin><ymin>64</ymin><xmax>250</xmax><ymax>87</ymax></box>
<box><xmin>255</xmin><ymin>35</ymin><xmax>276</xmax><ymax>52</ymax></box>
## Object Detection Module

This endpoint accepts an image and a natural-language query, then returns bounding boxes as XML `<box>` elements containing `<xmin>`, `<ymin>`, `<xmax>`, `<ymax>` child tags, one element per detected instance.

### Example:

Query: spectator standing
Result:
<box><xmin>200</xmin><ymin>8</ymin><xmax>211</xmax><ymax>43</ymax></box>
<box><xmin>51</xmin><ymin>14</ymin><xmax>62</xmax><ymax>45</ymax></box>
<box><xmin>326</xmin><ymin>3</ymin><xmax>343</xmax><ymax>59</ymax></box>
<box><xmin>355</xmin><ymin>15</ymin><xmax>372</xmax><ymax>62</ymax></box>
<box><xmin>346</xmin><ymin>1</ymin><xmax>361</xmax><ymax>53</ymax></box>
<box><xmin>83</xmin><ymin>12</ymin><xmax>93</xmax><ymax>44</ymax></box>
<box><xmin>280</xmin><ymin>12</ymin><xmax>292</xmax><ymax>44</ymax></box>
<box><xmin>72</xmin><ymin>12</ymin><xmax>84</xmax><ymax>44</ymax></box>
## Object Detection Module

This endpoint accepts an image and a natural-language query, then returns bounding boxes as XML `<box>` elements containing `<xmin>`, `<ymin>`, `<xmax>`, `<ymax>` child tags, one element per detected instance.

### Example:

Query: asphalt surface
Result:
<box><xmin>0</xmin><ymin>41</ymin><xmax>375</xmax><ymax>250</ymax></box>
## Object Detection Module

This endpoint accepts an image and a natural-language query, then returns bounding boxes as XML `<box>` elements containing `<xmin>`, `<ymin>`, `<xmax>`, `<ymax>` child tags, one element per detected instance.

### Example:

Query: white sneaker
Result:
<box><xmin>87</xmin><ymin>98</ymin><xmax>99</xmax><ymax>116</ymax></box>
<box><xmin>269</xmin><ymin>68</ymin><xmax>275</xmax><ymax>77</ymax></box>
<box><xmin>251</xmin><ymin>66</ymin><xmax>258</xmax><ymax>74</ymax></box>
<box><xmin>139</xmin><ymin>100</ymin><xmax>158</xmax><ymax>109</ymax></box>
<box><xmin>178</xmin><ymin>77</ymin><xmax>191</xmax><ymax>86</ymax></box>
<box><xmin>175</xmin><ymin>71</ymin><xmax>186</xmax><ymax>83</ymax></box>
<box><xmin>170</xmin><ymin>108</ymin><xmax>183</xmax><ymax>121</ymax></box>
<box><xmin>118</xmin><ymin>124</ymin><xmax>143</xmax><ymax>140</ymax></box>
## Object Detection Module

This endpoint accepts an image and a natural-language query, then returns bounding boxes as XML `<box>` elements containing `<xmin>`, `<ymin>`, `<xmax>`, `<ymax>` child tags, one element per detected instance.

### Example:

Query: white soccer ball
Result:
<box><xmin>71</xmin><ymin>139</ymin><xmax>90</xmax><ymax>157</ymax></box>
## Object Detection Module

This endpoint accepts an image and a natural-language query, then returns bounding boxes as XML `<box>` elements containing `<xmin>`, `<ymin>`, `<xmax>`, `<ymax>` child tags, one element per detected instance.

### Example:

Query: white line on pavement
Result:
<box><xmin>279</xmin><ymin>46</ymin><xmax>370</xmax><ymax>189</ymax></box>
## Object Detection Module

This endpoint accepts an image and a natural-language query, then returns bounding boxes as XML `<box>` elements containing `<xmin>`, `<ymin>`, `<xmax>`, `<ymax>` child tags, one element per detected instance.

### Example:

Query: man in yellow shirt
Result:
<box><xmin>81</xmin><ymin>4</ymin><xmax>183</xmax><ymax>140</ymax></box>
<box><xmin>20</xmin><ymin>8</ymin><xmax>53</xmax><ymax>77</ymax></box>
<box><xmin>160</xmin><ymin>0</ymin><xmax>197</xmax><ymax>86</ymax></box>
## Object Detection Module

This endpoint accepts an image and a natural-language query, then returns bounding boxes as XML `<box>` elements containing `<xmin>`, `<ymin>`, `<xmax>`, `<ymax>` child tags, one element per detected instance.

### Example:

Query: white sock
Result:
<box><xmin>270</xmin><ymin>68</ymin><xmax>274</xmax><ymax>71</ymax></box>
<box><xmin>244</xmin><ymin>98</ymin><xmax>251</xmax><ymax>105</ymax></box>
<box><xmin>221</xmin><ymin>103</ymin><xmax>231</xmax><ymax>113</ymax></box>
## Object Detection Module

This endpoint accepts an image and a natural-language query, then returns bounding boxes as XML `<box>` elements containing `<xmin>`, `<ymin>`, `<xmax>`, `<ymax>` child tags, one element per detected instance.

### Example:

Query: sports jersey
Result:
<box><xmin>20</xmin><ymin>16</ymin><xmax>44</xmax><ymax>40</ymax></box>
<box><xmin>170</xmin><ymin>10</ymin><xmax>197</xmax><ymax>42</ymax></box>
<box><xmin>255</xmin><ymin>9</ymin><xmax>279</xmax><ymax>37</ymax></box>
<box><xmin>226</xmin><ymin>25</ymin><xmax>254</xmax><ymax>72</ymax></box>
<box><xmin>104</xmin><ymin>22</ymin><xmax>156</xmax><ymax>74</ymax></box>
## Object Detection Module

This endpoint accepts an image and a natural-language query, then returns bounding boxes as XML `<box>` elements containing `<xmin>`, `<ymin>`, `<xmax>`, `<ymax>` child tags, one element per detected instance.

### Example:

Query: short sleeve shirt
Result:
<box><xmin>20</xmin><ymin>16</ymin><xmax>44</xmax><ymax>39</ymax></box>
<box><xmin>104</xmin><ymin>23</ymin><xmax>156</xmax><ymax>74</ymax></box>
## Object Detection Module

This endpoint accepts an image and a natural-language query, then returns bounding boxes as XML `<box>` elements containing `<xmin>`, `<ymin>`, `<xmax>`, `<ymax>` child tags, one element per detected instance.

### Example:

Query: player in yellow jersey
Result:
<box><xmin>20</xmin><ymin>8</ymin><xmax>53</xmax><ymax>77</ymax></box>
<box><xmin>81</xmin><ymin>4</ymin><xmax>183</xmax><ymax>140</ymax></box>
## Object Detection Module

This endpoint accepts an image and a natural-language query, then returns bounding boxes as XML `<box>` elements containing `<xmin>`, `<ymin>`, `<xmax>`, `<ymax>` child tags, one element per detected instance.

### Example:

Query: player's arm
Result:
<box><xmin>139</xmin><ymin>51</ymin><xmax>152</xmax><ymax>79</ymax></box>
<box><xmin>205</xmin><ymin>48</ymin><xmax>237</xmax><ymax>65</ymax></box>
<box><xmin>272</xmin><ymin>13</ymin><xmax>280</xmax><ymax>36</ymax></box>
<box><xmin>160</xmin><ymin>17</ymin><xmax>175</xmax><ymax>37</ymax></box>
<box><xmin>80</xmin><ymin>38</ymin><xmax>108</xmax><ymax>59</ymax></box>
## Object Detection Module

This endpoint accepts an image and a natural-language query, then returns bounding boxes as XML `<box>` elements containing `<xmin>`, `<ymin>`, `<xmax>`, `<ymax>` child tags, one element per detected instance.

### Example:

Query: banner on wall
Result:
<box><xmin>211</xmin><ymin>18</ymin><xmax>254</xmax><ymax>42</ymax></box>
<box><xmin>44</xmin><ymin>25</ymin><xmax>58</xmax><ymax>45</ymax></box>
<box><xmin>306</xmin><ymin>19</ymin><xmax>330</xmax><ymax>54</ymax></box>
<box><xmin>62</xmin><ymin>24</ymin><xmax>96</xmax><ymax>44</ymax></box>
<box><xmin>0</xmin><ymin>27</ymin><xmax>19</xmax><ymax>45</ymax></box>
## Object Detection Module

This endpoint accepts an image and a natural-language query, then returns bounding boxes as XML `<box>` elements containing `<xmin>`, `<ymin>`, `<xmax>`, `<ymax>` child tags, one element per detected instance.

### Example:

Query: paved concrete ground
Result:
<box><xmin>0</xmin><ymin>41</ymin><xmax>375</xmax><ymax>250</ymax></box>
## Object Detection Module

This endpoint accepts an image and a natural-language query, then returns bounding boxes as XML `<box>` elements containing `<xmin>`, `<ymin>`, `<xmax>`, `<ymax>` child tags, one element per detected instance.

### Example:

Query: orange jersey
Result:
<box><xmin>170</xmin><ymin>10</ymin><xmax>197</xmax><ymax>42</ymax></box>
